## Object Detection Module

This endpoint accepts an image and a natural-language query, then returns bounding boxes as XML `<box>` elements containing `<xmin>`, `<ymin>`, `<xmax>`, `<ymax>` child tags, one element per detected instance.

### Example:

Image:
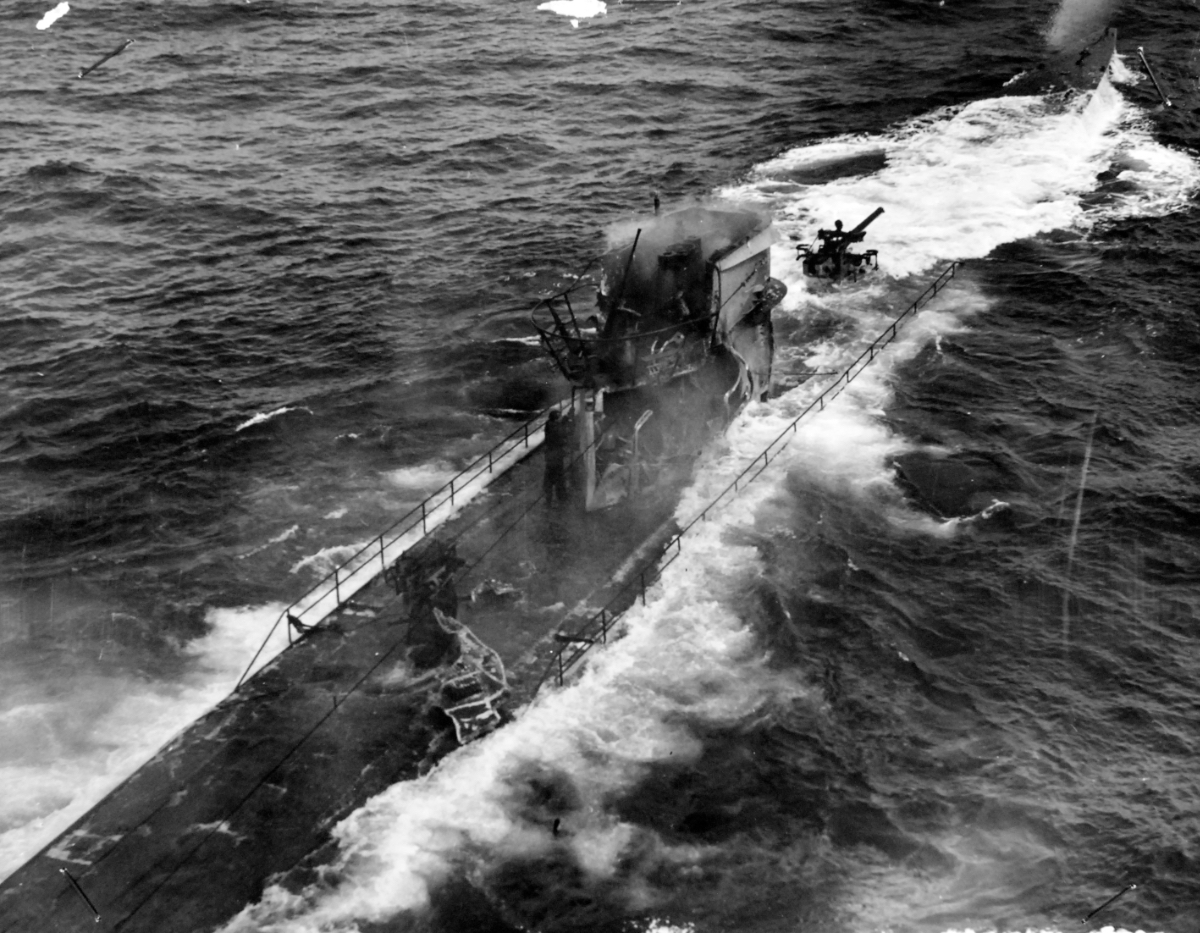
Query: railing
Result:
<box><xmin>532</xmin><ymin>254</ymin><xmax>761</xmax><ymax>388</ymax></box>
<box><xmin>235</xmin><ymin>398</ymin><xmax>573</xmax><ymax>689</ymax></box>
<box><xmin>533</xmin><ymin>312</ymin><xmax>717</xmax><ymax>387</ymax></box>
<box><xmin>535</xmin><ymin>261</ymin><xmax>962</xmax><ymax>691</ymax></box>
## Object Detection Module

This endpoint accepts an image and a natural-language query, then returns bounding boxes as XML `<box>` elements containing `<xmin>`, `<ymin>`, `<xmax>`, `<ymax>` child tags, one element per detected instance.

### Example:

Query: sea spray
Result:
<box><xmin>0</xmin><ymin>603</ymin><xmax>291</xmax><ymax>882</ymax></box>
<box><xmin>217</xmin><ymin>523</ymin><xmax>807</xmax><ymax>930</ymax></box>
<box><xmin>741</xmin><ymin>73</ymin><xmax>1188</xmax><ymax>281</ymax></box>
<box><xmin>212</xmin><ymin>219</ymin><xmax>976</xmax><ymax>932</ymax></box>
<box><xmin>219</xmin><ymin>75</ymin><xmax>1200</xmax><ymax>927</ymax></box>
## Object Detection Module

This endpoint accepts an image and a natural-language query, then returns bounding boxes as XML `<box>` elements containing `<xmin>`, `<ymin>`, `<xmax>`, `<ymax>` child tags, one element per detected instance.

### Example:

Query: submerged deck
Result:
<box><xmin>0</xmin><ymin>433</ymin><xmax>685</xmax><ymax>933</ymax></box>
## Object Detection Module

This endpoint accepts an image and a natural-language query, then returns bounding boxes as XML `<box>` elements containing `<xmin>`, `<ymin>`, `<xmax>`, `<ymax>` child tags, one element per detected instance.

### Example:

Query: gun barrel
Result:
<box><xmin>849</xmin><ymin>207</ymin><xmax>885</xmax><ymax>236</ymax></box>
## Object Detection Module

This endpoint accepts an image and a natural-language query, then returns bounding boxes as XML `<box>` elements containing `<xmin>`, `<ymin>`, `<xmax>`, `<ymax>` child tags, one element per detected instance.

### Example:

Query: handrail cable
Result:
<box><xmin>408</xmin><ymin>428</ymin><xmax>609</xmax><ymax>588</ymax></box>
<box><xmin>77</xmin><ymin>265</ymin><xmax>958</xmax><ymax>928</ymax></box>
<box><xmin>235</xmin><ymin>397</ymin><xmax>573</xmax><ymax>688</ymax></box>
<box><xmin>451</xmin><ymin>433</ymin><xmax>605</xmax><ymax>579</ymax></box>
<box><xmin>104</xmin><ymin>434</ymin><xmax>616</xmax><ymax>917</ymax></box>
<box><xmin>534</xmin><ymin>261</ymin><xmax>961</xmax><ymax>690</ymax></box>
<box><xmin>532</xmin><ymin>258</ymin><xmax>763</xmax><ymax>348</ymax></box>
<box><xmin>114</xmin><ymin>611</ymin><xmax>420</xmax><ymax>929</ymax></box>
<box><xmin>238</xmin><ymin>262</ymin><xmax>957</xmax><ymax>692</ymax></box>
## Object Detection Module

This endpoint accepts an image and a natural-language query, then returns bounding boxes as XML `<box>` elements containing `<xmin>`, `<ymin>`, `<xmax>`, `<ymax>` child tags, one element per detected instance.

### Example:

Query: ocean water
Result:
<box><xmin>2</xmin><ymin>0</ymin><xmax>1200</xmax><ymax>931</ymax></box>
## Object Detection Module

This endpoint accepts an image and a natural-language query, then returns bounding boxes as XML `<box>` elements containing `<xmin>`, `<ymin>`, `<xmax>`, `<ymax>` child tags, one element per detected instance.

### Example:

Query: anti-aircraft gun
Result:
<box><xmin>796</xmin><ymin>206</ymin><xmax>884</xmax><ymax>283</ymax></box>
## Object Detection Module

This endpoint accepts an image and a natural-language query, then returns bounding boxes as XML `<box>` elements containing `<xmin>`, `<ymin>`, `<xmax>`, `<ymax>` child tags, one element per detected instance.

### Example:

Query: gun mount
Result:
<box><xmin>796</xmin><ymin>206</ymin><xmax>884</xmax><ymax>283</ymax></box>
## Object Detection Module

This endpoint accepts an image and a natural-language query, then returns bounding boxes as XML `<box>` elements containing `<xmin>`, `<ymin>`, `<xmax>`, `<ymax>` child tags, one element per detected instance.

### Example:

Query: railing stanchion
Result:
<box><xmin>532</xmin><ymin>262</ymin><xmax>962</xmax><ymax>694</ymax></box>
<box><xmin>257</xmin><ymin>265</ymin><xmax>962</xmax><ymax>698</ymax></box>
<box><xmin>239</xmin><ymin>407</ymin><xmax>569</xmax><ymax>690</ymax></box>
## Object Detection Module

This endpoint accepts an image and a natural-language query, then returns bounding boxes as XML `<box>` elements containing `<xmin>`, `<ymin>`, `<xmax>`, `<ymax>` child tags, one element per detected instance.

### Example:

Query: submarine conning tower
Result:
<box><xmin>533</xmin><ymin>205</ymin><xmax>776</xmax><ymax>393</ymax></box>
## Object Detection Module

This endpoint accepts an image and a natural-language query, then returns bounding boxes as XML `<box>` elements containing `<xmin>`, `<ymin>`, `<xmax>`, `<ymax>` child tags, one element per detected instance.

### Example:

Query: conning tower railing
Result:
<box><xmin>532</xmin><ymin>249</ymin><xmax>763</xmax><ymax>390</ymax></box>
<box><xmin>534</xmin><ymin>314</ymin><xmax>714</xmax><ymax>389</ymax></box>
<box><xmin>536</xmin><ymin>261</ymin><xmax>961</xmax><ymax>690</ymax></box>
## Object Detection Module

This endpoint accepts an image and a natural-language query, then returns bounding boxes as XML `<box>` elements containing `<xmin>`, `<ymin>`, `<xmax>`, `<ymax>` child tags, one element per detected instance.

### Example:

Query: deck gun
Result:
<box><xmin>798</xmin><ymin>207</ymin><xmax>885</xmax><ymax>282</ymax></box>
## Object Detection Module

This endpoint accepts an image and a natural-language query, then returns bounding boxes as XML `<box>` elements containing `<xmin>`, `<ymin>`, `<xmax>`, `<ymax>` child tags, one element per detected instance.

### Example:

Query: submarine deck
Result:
<box><xmin>0</xmin><ymin>429</ymin><xmax>686</xmax><ymax>933</ymax></box>
<box><xmin>0</xmin><ymin>259</ymin><xmax>966</xmax><ymax>933</ymax></box>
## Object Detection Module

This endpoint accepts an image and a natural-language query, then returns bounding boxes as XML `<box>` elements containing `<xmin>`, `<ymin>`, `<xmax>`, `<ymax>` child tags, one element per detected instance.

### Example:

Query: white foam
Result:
<box><xmin>745</xmin><ymin>70</ymin><xmax>1199</xmax><ymax>282</ymax></box>
<box><xmin>234</xmin><ymin>406</ymin><xmax>311</xmax><ymax>433</ymax></box>
<box><xmin>537</xmin><ymin>0</ymin><xmax>607</xmax><ymax>20</ymax></box>
<box><xmin>289</xmin><ymin>542</ymin><xmax>366</xmax><ymax>577</ymax></box>
<box><xmin>35</xmin><ymin>2</ymin><xmax>69</xmax><ymax>29</ymax></box>
<box><xmin>1046</xmin><ymin>0</ymin><xmax>1119</xmax><ymax>50</ymax></box>
<box><xmin>238</xmin><ymin>523</ymin><xmax>300</xmax><ymax>559</ymax></box>
<box><xmin>215</xmin><ymin>80</ymin><xmax>1200</xmax><ymax>930</ymax></box>
<box><xmin>640</xmin><ymin>922</ymin><xmax>696</xmax><ymax>933</ymax></box>
<box><xmin>383</xmin><ymin>461</ymin><xmax>459</xmax><ymax>490</ymax></box>
<box><xmin>0</xmin><ymin>603</ymin><xmax>290</xmax><ymax>882</ymax></box>
<box><xmin>185</xmin><ymin>603</ymin><xmax>294</xmax><ymax>681</ymax></box>
<box><xmin>219</xmin><ymin>504</ymin><xmax>808</xmax><ymax>931</ymax></box>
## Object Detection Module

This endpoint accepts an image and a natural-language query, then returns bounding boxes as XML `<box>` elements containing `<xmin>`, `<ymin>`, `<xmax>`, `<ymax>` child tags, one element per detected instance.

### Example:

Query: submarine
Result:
<box><xmin>0</xmin><ymin>25</ymin><xmax>1122</xmax><ymax>921</ymax></box>
<box><xmin>0</xmin><ymin>203</ymin><xmax>790</xmax><ymax>933</ymax></box>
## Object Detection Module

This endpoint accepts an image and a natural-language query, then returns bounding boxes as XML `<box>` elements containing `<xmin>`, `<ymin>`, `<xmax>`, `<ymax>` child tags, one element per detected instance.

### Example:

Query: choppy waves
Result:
<box><xmin>3</xmin><ymin>0</ymin><xmax>1200</xmax><ymax>930</ymax></box>
<box><xmin>210</xmin><ymin>63</ymin><xmax>1199</xmax><ymax>933</ymax></box>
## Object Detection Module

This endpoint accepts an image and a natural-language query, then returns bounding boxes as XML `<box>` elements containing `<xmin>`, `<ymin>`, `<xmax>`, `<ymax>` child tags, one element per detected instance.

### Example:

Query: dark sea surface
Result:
<box><xmin>3</xmin><ymin>0</ymin><xmax>1200</xmax><ymax>930</ymax></box>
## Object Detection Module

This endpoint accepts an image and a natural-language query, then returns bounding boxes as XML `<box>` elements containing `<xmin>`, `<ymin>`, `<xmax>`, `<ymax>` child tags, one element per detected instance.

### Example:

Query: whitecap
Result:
<box><xmin>234</xmin><ymin>406</ymin><xmax>312</xmax><ymax>433</ymax></box>
<box><xmin>36</xmin><ymin>2</ymin><xmax>69</xmax><ymax>30</ymax></box>
<box><xmin>537</xmin><ymin>0</ymin><xmax>607</xmax><ymax>20</ymax></box>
